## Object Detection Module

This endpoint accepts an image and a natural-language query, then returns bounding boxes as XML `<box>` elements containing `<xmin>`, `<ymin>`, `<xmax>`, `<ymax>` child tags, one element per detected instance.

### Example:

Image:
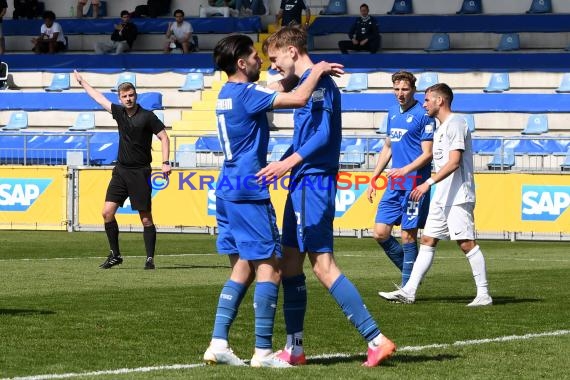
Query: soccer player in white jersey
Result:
<box><xmin>378</xmin><ymin>83</ymin><xmax>492</xmax><ymax>307</ymax></box>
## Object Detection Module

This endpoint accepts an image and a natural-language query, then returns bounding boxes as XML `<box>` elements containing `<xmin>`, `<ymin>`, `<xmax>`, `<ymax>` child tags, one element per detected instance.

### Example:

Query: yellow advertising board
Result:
<box><xmin>56</xmin><ymin>168</ymin><xmax>570</xmax><ymax>235</ymax></box>
<box><xmin>0</xmin><ymin>166</ymin><xmax>67</xmax><ymax>230</ymax></box>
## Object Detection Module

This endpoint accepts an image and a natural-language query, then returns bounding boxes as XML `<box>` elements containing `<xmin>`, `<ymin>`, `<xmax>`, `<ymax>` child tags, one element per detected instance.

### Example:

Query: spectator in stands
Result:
<box><xmin>276</xmin><ymin>0</ymin><xmax>310</xmax><ymax>28</ymax></box>
<box><xmin>134</xmin><ymin>0</ymin><xmax>171</xmax><ymax>18</ymax></box>
<box><xmin>95</xmin><ymin>10</ymin><xmax>138</xmax><ymax>54</ymax></box>
<box><xmin>235</xmin><ymin>0</ymin><xmax>269</xmax><ymax>15</ymax></box>
<box><xmin>74</xmin><ymin>70</ymin><xmax>171</xmax><ymax>271</ymax></box>
<box><xmin>0</xmin><ymin>0</ymin><xmax>6</xmax><ymax>55</ymax></box>
<box><xmin>13</xmin><ymin>0</ymin><xmax>39</xmax><ymax>19</ymax></box>
<box><xmin>338</xmin><ymin>3</ymin><xmax>380</xmax><ymax>54</ymax></box>
<box><xmin>77</xmin><ymin>0</ymin><xmax>100</xmax><ymax>18</ymax></box>
<box><xmin>163</xmin><ymin>9</ymin><xmax>195</xmax><ymax>53</ymax></box>
<box><xmin>379</xmin><ymin>83</ymin><xmax>492</xmax><ymax>308</ymax></box>
<box><xmin>31</xmin><ymin>11</ymin><xmax>67</xmax><ymax>54</ymax></box>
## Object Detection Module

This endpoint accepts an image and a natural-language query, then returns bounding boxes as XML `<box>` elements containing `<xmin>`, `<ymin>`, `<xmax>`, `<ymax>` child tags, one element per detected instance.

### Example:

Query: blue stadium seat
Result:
<box><xmin>45</xmin><ymin>73</ymin><xmax>70</xmax><ymax>92</ymax></box>
<box><xmin>487</xmin><ymin>148</ymin><xmax>515</xmax><ymax>170</ymax></box>
<box><xmin>153</xmin><ymin>110</ymin><xmax>164</xmax><ymax>123</ymax></box>
<box><xmin>376</xmin><ymin>115</ymin><xmax>388</xmax><ymax>135</ymax></box>
<box><xmin>85</xmin><ymin>0</ymin><xmax>107</xmax><ymax>17</ymax></box>
<box><xmin>526</xmin><ymin>0</ymin><xmax>552</xmax><ymax>14</ymax></box>
<box><xmin>177</xmin><ymin>143</ymin><xmax>197</xmax><ymax>167</ymax></box>
<box><xmin>339</xmin><ymin>144</ymin><xmax>365</xmax><ymax>168</ymax></box>
<box><xmin>456</xmin><ymin>0</ymin><xmax>482</xmax><ymax>14</ymax></box>
<box><xmin>416</xmin><ymin>72</ymin><xmax>439</xmax><ymax>91</ymax></box>
<box><xmin>2</xmin><ymin>111</ymin><xmax>28</xmax><ymax>131</ymax></box>
<box><xmin>495</xmin><ymin>33</ymin><xmax>520</xmax><ymax>51</ymax></box>
<box><xmin>111</xmin><ymin>72</ymin><xmax>137</xmax><ymax>92</ymax></box>
<box><xmin>555</xmin><ymin>73</ymin><xmax>570</xmax><ymax>93</ymax></box>
<box><xmin>68</xmin><ymin>112</ymin><xmax>96</xmax><ymax>131</ymax></box>
<box><xmin>483</xmin><ymin>73</ymin><xmax>510</xmax><ymax>93</ymax></box>
<box><xmin>561</xmin><ymin>147</ymin><xmax>570</xmax><ymax>171</ymax></box>
<box><xmin>387</xmin><ymin>0</ymin><xmax>413</xmax><ymax>14</ymax></box>
<box><xmin>343</xmin><ymin>73</ymin><xmax>368</xmax><ymax>93</ymax></box>
<box><xmin>425</xmin><ymin>33</ymin><xmax>450</xmax><ymax>52</ymax></box>
<box><xmin>179</xmin><ymin>73</ymin><xmax>204</xmax><ymax>92</ymax></box>
<box><xmin>268</xmin><ymin>143</ymin><xmax>290</xmax><ymax>162</ymax></box>
<box><xmin>320</xmin><ymin>0</ymin><xmax>347</xmax><ymax>15</ymax></box>
<box><xmin>460</xmin><ymin>114</ymin><xmax>476</xmax><ymax>133</ymax></box>
<box><xmin>522</xmin><ymin>114</ymin><xmax>548</xmax><ymax>135</ymax></box>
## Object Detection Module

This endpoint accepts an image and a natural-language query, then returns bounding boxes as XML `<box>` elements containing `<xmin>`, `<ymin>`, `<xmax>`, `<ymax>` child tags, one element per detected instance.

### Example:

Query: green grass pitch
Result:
<box><xmin>0</xmin><ymin>231</ymin><xmax>568</xmax><ymax>379</ymax></box>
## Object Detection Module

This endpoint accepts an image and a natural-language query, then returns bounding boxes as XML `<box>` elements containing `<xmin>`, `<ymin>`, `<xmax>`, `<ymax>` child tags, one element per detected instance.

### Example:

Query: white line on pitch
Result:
<box><xmin>5</xmin><ymin>330</ymin><xmax>569</xmax><ymax>380</ymax></box>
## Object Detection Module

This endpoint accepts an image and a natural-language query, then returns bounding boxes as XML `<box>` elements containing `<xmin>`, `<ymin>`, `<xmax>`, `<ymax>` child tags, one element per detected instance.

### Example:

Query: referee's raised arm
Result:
<box><xmin>74</xmin><ymin>70</ymin><xmax>113</xmax><ymax>113</ymax></box>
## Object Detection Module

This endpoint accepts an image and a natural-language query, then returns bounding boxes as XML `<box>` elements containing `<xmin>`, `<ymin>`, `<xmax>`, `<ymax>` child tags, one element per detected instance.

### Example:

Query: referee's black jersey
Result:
<box><xmin>280</xmin><ymin>0</ymin><xmax>307</xmax><ymax>26</ymax></box>
<box><xmin>111</xmin><ymin>103</ymin><xmax>165</xmax><ymax>168</ymax></box>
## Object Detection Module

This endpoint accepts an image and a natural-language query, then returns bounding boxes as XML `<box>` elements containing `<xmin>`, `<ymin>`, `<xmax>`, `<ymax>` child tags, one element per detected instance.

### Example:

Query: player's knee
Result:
<box><xmin>372</xmin><ymin>229</ymin><xmax>390</xmax><ymax>242</ymax></box>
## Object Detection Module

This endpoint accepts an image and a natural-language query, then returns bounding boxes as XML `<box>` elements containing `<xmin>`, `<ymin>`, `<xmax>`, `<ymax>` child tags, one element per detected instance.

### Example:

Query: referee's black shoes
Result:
<box><xmin>144</xmin><ymin>257</ymin><xmax>155</xmax><ymax>270</ymax></box>
<box><xmin>99</xmin><ymin>251</ymin><xmax>124</xmax><ymax>269</ymax></box>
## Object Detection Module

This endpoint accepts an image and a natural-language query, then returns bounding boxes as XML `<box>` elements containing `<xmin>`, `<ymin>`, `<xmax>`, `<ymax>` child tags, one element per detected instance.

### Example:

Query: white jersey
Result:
<box><xmin>169</xmin><ymin>21</ymin><xmax>192</xmax><ymax>41</ymax></box>
<box><xmin>41</xmin><ymin>22</ymin><xmax>66</xmax><ymax>44</ymax></box>
<box><xmin>432</xmin><ymin>113</ymin><xmax>476</xmax><ymax>206</ymax></box>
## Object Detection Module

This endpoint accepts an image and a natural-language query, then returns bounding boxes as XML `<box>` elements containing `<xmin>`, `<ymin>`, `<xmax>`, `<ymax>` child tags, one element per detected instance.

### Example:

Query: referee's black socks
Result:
<box><xmin>104</xmin><ymin>220</ymin><xmax>121</xmax><ymax>257</ymax></box>
<box><xmin>143</xmin><ymin>225</ymin><xmax>157</xmax><ymax>258</ymax></box>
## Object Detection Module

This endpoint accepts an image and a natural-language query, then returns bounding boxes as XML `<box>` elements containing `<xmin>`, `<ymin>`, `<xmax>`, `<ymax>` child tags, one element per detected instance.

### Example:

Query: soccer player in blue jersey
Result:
<box><xmin>203</xmin><ymin>34</ymin><xmax>343</xmax><ymax>368</ymax></box>
<box><xmin>366</xmin><ymin>71</ymin><xmax>435</xmax><ymax>288</ymax></box>
<box><xmin>256</xmin><ymin>26</ymin><xmax>396</xmax><ymax>367</ymax></box>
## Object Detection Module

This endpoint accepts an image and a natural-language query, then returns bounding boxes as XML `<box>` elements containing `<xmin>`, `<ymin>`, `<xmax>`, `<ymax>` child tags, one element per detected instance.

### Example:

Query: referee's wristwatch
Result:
<box><xmin>162</xmin><ymin>160</ymin><xmax>171</xmax><ymax>165</ymax></box>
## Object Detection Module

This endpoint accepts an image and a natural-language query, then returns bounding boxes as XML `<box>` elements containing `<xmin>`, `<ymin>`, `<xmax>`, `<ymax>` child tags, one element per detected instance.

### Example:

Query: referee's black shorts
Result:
<box><xmin>105</xmin><ymin>165</ymin><xmax>152</xmax><ymax>211</ymax></box>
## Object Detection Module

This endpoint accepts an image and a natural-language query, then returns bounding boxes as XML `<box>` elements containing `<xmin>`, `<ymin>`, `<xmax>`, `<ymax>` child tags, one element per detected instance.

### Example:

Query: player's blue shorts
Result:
<box><xmin>375</xmin><ymin>188</ymin><xmax>430</xmax><ymax>230</ymax></box>
<box><xmin>282</xmin><ymin>174</ymin><xmax>335</xmax><ymax>253</ymax></box>
<box><xmin>216</xmin><ymin>197</ymin><xmax>281</xmax><ymax>261</ymax></box>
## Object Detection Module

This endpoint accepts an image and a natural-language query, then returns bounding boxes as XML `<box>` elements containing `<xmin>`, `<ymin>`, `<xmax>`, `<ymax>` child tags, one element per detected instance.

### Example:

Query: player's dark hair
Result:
<box><xmin>426</xmin><ymin>83</ymin><xmax>454</xmax><ymax>104</ymax></box>
<box><xmin>265</xmin><ymin>26</ymin><xmax>308</xmax><ymax>55</ymax></box>
<box><xmin>43</xmin><ymin>10</ymin><xmax>56</xmax><ymax>20</ymax></box>
<box><xmin>174</xmin><ymin>9</ymin><xmax>184</xmax><ymax>17</ymax></box>
<box><xmin>214</xmin><ymin>34</ymin><xmax>255</xmax><ymax>76</ymax></box>
<box><xmin>391</xmin><ymin>71</ymin><xmax>417</xmax><ymax>88</ymax></box>
<box><xmin>120</xmin><ymin>10</ymin><xmax>130</xmax><ymax>17</ymax></box>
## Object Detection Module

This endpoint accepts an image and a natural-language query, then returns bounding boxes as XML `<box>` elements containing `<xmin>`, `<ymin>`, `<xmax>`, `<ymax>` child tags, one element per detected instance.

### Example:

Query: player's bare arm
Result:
<box><xmin>74</xmin><ymin>70</ymin><xmax>112</xmax><ymax>113</ymax></box>
<box><xmin>410</xmin><ymin>149</ymin><xmax>462</xmax><ymax>202</ymax></box>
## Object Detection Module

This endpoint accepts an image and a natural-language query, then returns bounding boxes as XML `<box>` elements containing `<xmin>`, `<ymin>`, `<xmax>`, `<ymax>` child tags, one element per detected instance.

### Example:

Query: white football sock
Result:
<box><xmin>466</xmin><ymin>245</ymin><xmax>489</xmax><ymax>297</ymax></box>
<box><xmin>402</xmin><ymin>244</ymin><xmax>435</xmax><ymax>295</ymax></box>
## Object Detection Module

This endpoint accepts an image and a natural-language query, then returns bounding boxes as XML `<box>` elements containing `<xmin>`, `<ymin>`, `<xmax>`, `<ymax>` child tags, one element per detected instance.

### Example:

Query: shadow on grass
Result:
<box><xmin>0</xmin><ymin>309</ymin><xmax>56</xmax><ymax>316</ymax></box>
<box><xmin>417</xmin><ymin>296</ymin><xmax>541</xmax><ymax>305</ymax></box>
<box><xmin>309</xmin><ymin>353</ymin><xmax>459</xmax><ymax>366</ymax></box>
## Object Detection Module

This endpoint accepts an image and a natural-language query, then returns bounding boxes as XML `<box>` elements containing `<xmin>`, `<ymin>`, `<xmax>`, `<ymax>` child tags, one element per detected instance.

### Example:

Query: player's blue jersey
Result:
<box><xmin>290</xmin><ymin>69</ymin><xmax>342</xmax><ymax>182</ymax></box>
<box><xmin>387</xmin><ymin>101</ymin><xmax>435</xmax><ymax>190</ymax></box>
<box><xmin>215</xmin><ymin>82</ymin><xmax>278</xmax><ymax>201</ymax></box>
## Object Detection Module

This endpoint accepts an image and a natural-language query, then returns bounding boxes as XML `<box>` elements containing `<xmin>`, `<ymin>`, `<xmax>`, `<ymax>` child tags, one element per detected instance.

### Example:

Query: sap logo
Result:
<box><xmin>521</xmin><ymin>185</ymin><xmax>570</xmax><ymax>221</ymax></box>
<box><xmin>335</xmin><ymin>185</ymin><xmax>366</xmax><ymax>217</ymax></box>
<box><xmin>117</xmin><ymin>189</ymin><xmax>160</xmax><ymax>214</ymax></box>
<box><xmin>389</xmin><ymin>128</ymin><xmax>407</xmax><ymax>142</ymax></box>
<box><xmin>0</xmin><ymin>178</ymin><xmax>52</xmax><ymax>211</ymax></box>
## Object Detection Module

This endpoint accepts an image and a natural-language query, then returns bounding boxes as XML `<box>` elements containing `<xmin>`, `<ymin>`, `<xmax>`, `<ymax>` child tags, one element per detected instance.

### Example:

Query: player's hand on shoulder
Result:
<box><xmin>314</xmin><ymin>61</ymin><xmax>345</xmax><ymax>77</ymax></box>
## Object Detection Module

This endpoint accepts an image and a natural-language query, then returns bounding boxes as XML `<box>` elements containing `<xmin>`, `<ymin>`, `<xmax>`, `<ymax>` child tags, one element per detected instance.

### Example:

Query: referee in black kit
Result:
<box><xmin>74</xmin><ymin>70</ymin><xmax>171</xmax><ymax>270</ymax></box>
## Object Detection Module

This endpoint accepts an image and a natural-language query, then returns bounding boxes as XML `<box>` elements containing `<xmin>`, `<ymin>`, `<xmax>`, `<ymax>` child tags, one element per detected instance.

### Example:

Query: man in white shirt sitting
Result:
<box><xmin>31</xmin><ymin>11</ymin><xmax>67</xmax><ymax>54</ymax></box>
<box><xmin>163</xmin><ymin>9</ymin><xmax>196</xmax><ymax>54</ymax></box>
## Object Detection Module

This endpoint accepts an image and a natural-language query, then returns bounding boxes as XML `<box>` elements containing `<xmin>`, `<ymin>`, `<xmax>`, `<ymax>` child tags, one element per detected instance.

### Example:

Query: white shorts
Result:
<box><xmin>423</xmin><ymin>203</ymin><xmax>475</xmax><ymax>241</ymax></box>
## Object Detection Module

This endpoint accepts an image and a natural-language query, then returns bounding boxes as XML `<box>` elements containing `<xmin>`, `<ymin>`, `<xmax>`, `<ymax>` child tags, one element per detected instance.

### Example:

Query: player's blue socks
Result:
<box><xmin>379</xmin><ymin>236</ymin><xmax>403</xmax><ymax>271</ymax></box>
<box><xmin>401</xmin><ymin>242</ymin><xmax>418</xmax><ymax>286</ymax></box>
<box><xmin>212</xmin><ymin>280</ymin><xmax>247</xmax><ymax>341</ymax></box>
<box><xmin>254</xmin><ymin>281</ymin><xmax>279</xmax><ymax>349</ymax></box>
<box><xmin>329</xmin><ymin>274</ymin><xmax>381</xmax><ymax>342</ymax></box>
<box><xmin>282</xmin><ymin>274</ymin><xmax>307</xmax><ymax>334</ymax></box>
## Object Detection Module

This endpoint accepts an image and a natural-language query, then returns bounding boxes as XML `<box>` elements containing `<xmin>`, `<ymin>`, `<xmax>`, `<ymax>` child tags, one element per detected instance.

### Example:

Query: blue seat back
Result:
<box><xmin>70</xmin><ymin>112</ymin><xmax>95</xmax><ymax>131</ymax></box>
<box><xmin>45</xmin><ymin>73</ymin><xmax>70</xmax><ymax>92</ymax></box>
<box><xmin>488</xmin><ymin>147</ymin><xmax>515</xmax><ymax>168</ymax></box>
<box><xmin>112</xmin><ymin>72</ymin><xmax>137</xmax><ymax>91</ymax></box>
<box><xmin>388</xmin><ymin>0</ymin><xmax>413</xmax><ymax>14</ymax></box>
<box><xmin>522</xmin><ymin>114</ymin><xmax>548</xmax><ymax>135</ymax></box>
<box><xmin>460</xmin><ymin>114</ymin><xmax>476</xmax><ymax>133</ymax></box>
<box><xmin>457</xmin><ymin>0</ymin><xmax>482</xmax><ymax>14</ymax></box>
<box><xmin>425</xmin><ymin>33</ymin><xmax>450</xmax><ymax>52</ymax></box>
<box><xmin>153</xmin><ymin>110</ymin><xmax>165</xmax><ymax>123</ymax></box>
<box><xmin>343</xmin><ymin>73</ymin><xmax>368</xmax><ymax>92</ymax></box>
<box><xmin>483</xmin><ymin>72</ymin><xmax>510</xmax><ymax>92</ymax></box>
<box><xmin>376</xmin><ymin>115</ymin><xmax>388</xmax><ymax>135</ymax></box>
<box><xmin>495</xmin><ymin>33</ymin><xmax>520</xmax><ymax>51</ymax></box>
<box><xmin>179</xmin><ymin>73</ymin><xmax>204</xmax><ymax>92</ymax></box>
<box><xmin>340</xmin><ymin>144</ymin><xmax>365</xmax><ymax>166</ymax></box>
<box><xmin>321</xmin><ymin>0</ymin><xmax>347</xmax><ymax>15</ymax></box>
<box><xmin>562</xmin><ymin>147</ymin><xmax>570</xmax><ymax>167</ymax></box>
<box><xmin>416</xmin><ymin>72</ymin><xmax>439</xmax><ymax>91</ymax></box>
<box><xmin>527</xmin><ymin>0</ymin><xmax>552</xmax><ymax>14</ymax></box>
<box><xmin>3</xmin><ymin>111</ymin><xmax>28</xmax><ymax>130</ymax></box>
<box><xmin>268</xmin><ymin>143</ymin><xmax>290</xmax><ymax>162</ymax></box>
<box><xmin>555</xmin><ymin>73</ymin><xmax>570</xmax><ymax>93</ymax></box>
